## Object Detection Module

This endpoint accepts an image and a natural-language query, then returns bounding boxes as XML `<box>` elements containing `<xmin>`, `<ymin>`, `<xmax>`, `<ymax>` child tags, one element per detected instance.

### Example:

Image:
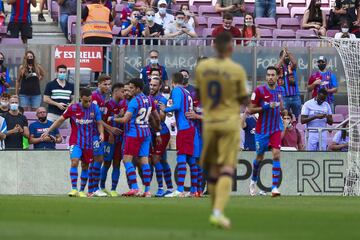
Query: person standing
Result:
<box><xmin>195</xmin><ymin>32</ymin><xmax>249</xmax><ymax>228</ymax></box>
<box><xmin>0</xmin><ymin>52</ymin><xmax>11</xmax><ymax>95</ymax></box>
<box><xmin>241</xmin><ymin>109</ymin><xmax>256</xmax><ymax>151</ymax></box>
<box><xmin>43</xmin><ymin>64</ymin><xmax>74</xmax><ymax>129</ymax></box>
<box><xmin>255</xmin><ymin>0</ymin><xmax>276</xmax><ymax>18</ymax></box>
<box><xmin>16</xmin><ymin>51</ymin><xmax>45</xmax><ymax>112</ymax></box>
<box><xmin>248</xmin><ymin>66</ymin><xmax>284</xmax><ymax>197</ymax></box>
<box><xmin>215</xmin><ymin>0</ymin><xmax>246</xmax><ymax>17</ymax></box>
<box><xmin>58</xmin><ymin>0</ymin><xmax>77</xmax><ymax>39</ymax></box>
<box><xmin>154</xmin><ymin>0</ymin><xmax>174</xmax><ymax>29</ymax></box>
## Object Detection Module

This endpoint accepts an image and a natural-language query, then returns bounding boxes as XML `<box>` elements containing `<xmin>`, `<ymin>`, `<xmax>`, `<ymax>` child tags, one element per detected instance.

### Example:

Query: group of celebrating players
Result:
<box><xmin>42</xmin><ymin>31</ymin><xmax>285</xmax><ymax>229</ymax></box>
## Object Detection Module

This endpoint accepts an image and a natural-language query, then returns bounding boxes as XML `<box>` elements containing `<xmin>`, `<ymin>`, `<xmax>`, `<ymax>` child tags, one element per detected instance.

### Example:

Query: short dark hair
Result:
<box><xmin>179</xmin><ymin>69</ymin><xmax>189</xmax><ymax>75</ymax></box>
<box><xmin>98</xmin><ymin>74</ymin><xmax>111</xmax><ymax>84</ymax></box>
<box><xmin>150</xmin><ymin>68</ymin><xmax>160</xmax><ymax>75</ymax></box>
<box><xmin>175</xmin><ymin>11</ymin><xmax>185</xmax><ymax>17</ymax></box>
<box><xmin>223</xmin><ymin>12</ymin><xmax>233</xmax><ymax>20</ymax></box>
<box><xmin>172</xmin><ymin>72</ymin><xmax>184</xmax><ymax>84</ymax></box>
<box><xmin>112</xmin><ymin>83</ymin><xmax>124</xmax><ymax>93</ymax></box>
<box><xmin>149</xmin><ymin>49</ymin><xmax>159</xmax><ymax>55</ymax></box>
<box><xmin>129</xmin><ymin>78</ymin><xmax>144</xmax><ymax>91</ymax></box>
<box><xmin>80</xmin><ymin>88</ymin><xmax>92</xmax><ymax>97</ymax></box>
<box><xmin>266</xmin><ymin>66</ymin><xmax>278</xmax><ymax>74</ymax></box>
<box><xmin>318</xmin><ymin>88</ymin><xmax>328</xmax><ymax>96</ymax></box>
<box><xmin>56</xmin><ymin>64</ymin><xmax>67</xmax><ymax>71</ymax></box>
<box><xmin>214</xmin><ymin>32</ymin><xmax>233</xmax><ymax>52</ymax></box>
<box><xmin>1</xmin><ymin>93</ymin><xmax>11</xmax><ymax>99</ymax></box>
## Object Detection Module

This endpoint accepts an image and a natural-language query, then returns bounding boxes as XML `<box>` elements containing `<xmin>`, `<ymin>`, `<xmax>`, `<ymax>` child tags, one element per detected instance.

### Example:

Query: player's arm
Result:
<box><xmin>149</xmin><ymin>110</ymin><xmax>161</xmax><ymax>132</ymax></box>
<box><xmin>102</xmin><ymin>118</ymin><xmax>122</xmax><ymax>136</ymax></box>
<box><xmin>326</xmin><ymin>114</ymin><xmax>333</xmax><ymax>125</ymax></box>
<box><xmin>248</xmin><ymin>89</ymin><xmax>265</xmax><ymax>114</ymax></box>
<box><xmin>41</xmin><ymin>116</ymin><xmax>66</xmax><ymax>138</ymax></box>
<box><xmin>113</xmin><ymin>111</ymin><xmax>132</xmax><ymax>124</ymax></box>
<box><xmin>97</xmin><ymin>120</ymin><xmax>105</xmax><ymax>142</ymax></box>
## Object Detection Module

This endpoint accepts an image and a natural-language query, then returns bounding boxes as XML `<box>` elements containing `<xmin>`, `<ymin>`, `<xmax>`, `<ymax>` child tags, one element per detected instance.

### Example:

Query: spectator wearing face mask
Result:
<box><xmin>29</xmin><ymin>107</ymin><xmax>62</xmax><ymax>149</ymax></box>
<box><xmin>334</xmin><ymin>21</ymin><xmax>357</xmax><ymax>39</ymax></box>
<box><xmin>0</xmin><ymin>52</ymin><xmax>11</xmax><ymax>95</ymax></box>
<box><xmin>329</xmin><ymin>124</ymin><xmax>349</xmax><ymax>152</ymax></box>
<box><xmin>301</xmin><ymin>88</ymin><xmax>333</xmax><ymax>151</ymax></box>
<box><xmin>164</xmin><ymin>11</ymin><xmax>197</xmax><ymax>45</ymax></box>
<box><xmin>241</xmin><ymin>13</ymin><xmax>260</xmax><ymax>46</ymax></box>
<box><xmin>143</xmin><ymin>8</ymin><xmax>164</xmax><ymax>45</ymax></box>
<box><xmin>121</xmin><ymin>10</ymin><xmax>145</xmax><ymax>45</ymax></box>
<box><xmin>179</xmin><ymin>69</ymin><xmax>197</xmax><ymax>101</ymax></box>
<box><xmin>308</xmin><ymin>56</ymin><xmax>338</xmax><ymax>112</ymax></box>
<box><xmin>121</xmin><ymin>0</ymin><xmax>135</xmax><ymax>21</ymax></box>
<box><xmin>154</xmin><ymin>0</ymin><xmax>174</xmax><ymax>29</ymax></box>
<box><xmin>43</xmin><ymin>64</ymin><xmax>74</xmax><ymax>129</ymax></box>
<box><xmin>0</xmin><ymin>93</ymin><xmax>10</xmax><ymax>114</ymax></box>
<box><xmin>3</xmin><ymin>95</ymin><xmax>29</xmax><ymax>150</ymax></box>
<box><xmin>281</xmin><ymin>110</ymin><xmax>303</xmax><ymax>150</ymax></box>
<box><xmin>212</xmin><ymin>12</ymin><xmax>241</xmax><ymax>39</ymax></box>
<box><xmin>140</xmin><ymin>50</ymin><xmax>169</xmax><ymax>95</ymax></box>
<box><xmin>16</xmin><ymin>51</ymin><xmax>45</xmax><ymax>112</ymax></box>
<box><xmin>180</xmin><ymin>4</ymin><xmax>197</xmax><ymax>29</ymax></box>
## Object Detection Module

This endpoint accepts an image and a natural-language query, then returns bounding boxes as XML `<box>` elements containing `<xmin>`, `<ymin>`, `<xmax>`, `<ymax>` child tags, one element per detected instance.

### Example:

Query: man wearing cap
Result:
<box><xmin>154</xmin><ymin>0</ymin><xmax>174</xmax><ymax>29</ymax></box>
<box><xmin>308</xmin><ymin>56</ymin><xmax>338</xmax><ymax>112</ymax></box>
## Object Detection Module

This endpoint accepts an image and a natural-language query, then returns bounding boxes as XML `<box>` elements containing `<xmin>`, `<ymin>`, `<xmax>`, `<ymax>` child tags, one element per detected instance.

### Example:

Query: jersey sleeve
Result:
<box><xmin>308</xmin><ymin>72</ymin><xmax>316</xmax><ymax>85</ymax></box>
<box><xmin>94</xmin><ymin>104</ymin><xmax>102</xmax><ymax>121</ymax></box>
<box><xmin>164</xmin><ymin>88</ymin><xmax>182</xmax><ymax>113</ymax></box>
<box><xmin>127</xmin><ymin>98</ymin><xmax>138</xmax><ymax>115</ymax></box>
<box><xmin>301</xmin><ymin>102</ymin><xmax>310</xmax><ymax>115</ymax></box>
<box><xmin>103</xmin><ymin>102</ymin><xmax>112</xmax><ymax>122</ymax></box>
<box><xmin>236</xmin><ymin>66</ymin><xmax>249</xmax><ymax>99</ymax></box>
<box><xmin>62</xmin><ymin>104</ymin><xmax>73</xmax><ymax>119</ymax></box>
<box><xmin>331</xmin><ymin>73</ymin><xmax>338</xmax><ymax>88</ymax></box>
<box><xmin>22</xmin><ymin>115</ymin><xmax>28</xmax><ymax>127</ymax></box>
<box><xmin>251</xmin><ymin>87</ymin><xmax>262</xmax><ymax>106</ymax></box>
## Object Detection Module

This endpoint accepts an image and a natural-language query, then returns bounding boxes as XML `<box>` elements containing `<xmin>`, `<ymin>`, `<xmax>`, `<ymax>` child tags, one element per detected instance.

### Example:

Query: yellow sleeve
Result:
<box><xmin>195</xmin><ymin>63</ymin><xmax>202</xmax><ymax>88</ymax></box>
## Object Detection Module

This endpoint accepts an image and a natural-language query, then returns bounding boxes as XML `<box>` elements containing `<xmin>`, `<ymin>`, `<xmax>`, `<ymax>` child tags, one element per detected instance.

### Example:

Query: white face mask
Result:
<box><xmin>176</xmin><ymin>19</ymin><xmax>184</xmax><ymax>26</ymax></box>
<box><xmin>163</xmin><ymin>93</ymin><xmax>170</xmax><ymax>100</ymax></box>
<box><xmin>245</xmin><ymin>20</ymin><xmax>253</xmax><ymax>26</ymax></box>
<box><xmin>159</xmin><ymin>7</ymin><xmax>167</xmax><ymax>15</ymax></box>
<box><xmin>342</xmin><ymin>28</ymin><xmax>349</xmax><ymax>33</ymax></box>
<box><xmin>0</xmin><ymin>101</ymin><xmax>8</xmax><ymax>107</ymax></box>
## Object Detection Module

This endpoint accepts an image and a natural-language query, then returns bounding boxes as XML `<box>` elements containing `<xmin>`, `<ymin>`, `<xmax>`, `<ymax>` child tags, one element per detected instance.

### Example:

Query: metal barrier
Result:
<box><xmin>304</xmin><ymin>127</ymin><xmax>349</xmax><ymax>151</ymax></box>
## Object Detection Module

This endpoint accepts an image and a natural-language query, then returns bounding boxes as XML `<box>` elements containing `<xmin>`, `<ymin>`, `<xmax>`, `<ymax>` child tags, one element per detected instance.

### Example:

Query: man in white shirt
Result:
<box><xmin>301</xmin><ymin>88</ymin><xmax>333</xmax><ymax>151</ymax></box>
<box><xmin>164</xmin><ymin>11</ymin><xmax>197</xmax><ymax>45</ymax></box>
<box><xmin>154</xmin><ymin>0</ymin><xmax>174</xmax><ymax>29</ymax></box>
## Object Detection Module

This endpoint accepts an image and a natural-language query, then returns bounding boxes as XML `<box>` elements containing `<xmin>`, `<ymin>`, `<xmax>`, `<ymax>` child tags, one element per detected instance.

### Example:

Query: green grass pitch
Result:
<box><xmin>0</xmin><ymin>196</ymin><xmax>360</xmax><ymax>240</ymax></box>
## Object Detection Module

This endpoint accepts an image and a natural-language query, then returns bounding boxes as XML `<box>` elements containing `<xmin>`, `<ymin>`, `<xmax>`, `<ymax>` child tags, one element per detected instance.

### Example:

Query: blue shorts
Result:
<box><xmin>193</xmin><ymin>127</ymin><xmax>203</xmax><ymax>158</ymax></box>
<box><xmin>255</xmin><ymin>131</ymin><xmax>282</xmax><ymax>155</ymax></box>
<box><xmin>69</xmin><ymin>145</ymin><xmax>93</xmax><ymax>164</ymax></box>
<box><xmin>93</xmin><ymin>135</ymin><xmax>104</xmax><ymax>156</ymax></box>
<box><xmin>103</xmin><ymin>142</ymin><xmax>115</xmax><ymax>162</ymax></box>
<box><xmin>19</xmin><ymin>94</ymin><xmax>41</xmax><ymax>109</ymax></box>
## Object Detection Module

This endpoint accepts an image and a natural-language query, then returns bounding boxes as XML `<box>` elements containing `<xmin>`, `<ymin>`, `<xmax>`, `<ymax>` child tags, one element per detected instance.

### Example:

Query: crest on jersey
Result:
<box><xmin>93</xmin><ymin>100</ymin><xmax>98</xmax><ymax>105</ymax></box>
<box><xmin>154</xmin><ymin>100</ymin><xmax>158</xmax><ymax>105</ymax></box>
<box><xmin>251</xmin><ymin>92</ymin><xmax>256</xmax><ymax>101</ymax></box>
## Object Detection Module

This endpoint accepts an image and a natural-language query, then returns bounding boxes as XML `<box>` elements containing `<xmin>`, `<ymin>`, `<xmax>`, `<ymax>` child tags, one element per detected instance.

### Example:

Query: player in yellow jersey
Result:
<box><xmin>195</xmin><ymin>32</ymin><xmax>249</xmax><ymax>229</ymax></box>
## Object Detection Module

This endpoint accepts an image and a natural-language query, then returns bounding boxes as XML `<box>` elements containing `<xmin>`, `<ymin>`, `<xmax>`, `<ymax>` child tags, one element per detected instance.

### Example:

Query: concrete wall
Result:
<box><xmin>0</xmin><ymin>150</ymin><xmax>347</xmax><ymax>196</ymax></box>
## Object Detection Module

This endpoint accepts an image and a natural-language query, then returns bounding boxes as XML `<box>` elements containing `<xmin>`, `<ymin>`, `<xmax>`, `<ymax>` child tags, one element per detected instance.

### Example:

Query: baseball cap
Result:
<box><xmin>317</xmin><ymin>56</ymin><xmax>327</xmax><ymax>63</ymax></box>
<box><xmin>158</xmin><ymin>0</ymin><xmax>168</xmax><ymax>6</ymax></box>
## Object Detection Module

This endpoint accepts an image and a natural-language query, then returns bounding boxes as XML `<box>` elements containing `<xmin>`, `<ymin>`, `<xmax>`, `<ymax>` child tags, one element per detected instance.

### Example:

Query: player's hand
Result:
<box><xmin>185</xmin><ymin>110</ymin><xmax>198</xmax><ymax>119</ymax></box>
<box><xmin>57</xmin><ymin>102</ymin><xmax>68</xmax><ymax>110</ymax></box>
<box><xmin>108</xmin><ymin>134</ymin><xmax>115</xmax><ymax>144</ymax></box>
<box><xmin>119</xmin><ymin>109</ymin><xmax>125</xmax><ymax>117</ymax></box>
<box><xmin>99</xmin><ymin>133</ymin><xmax>104</xmax><ymax>143</ymax></box>
<box><xmin>159</xmin><ymin>102</ymin><xmax>166</xmax><ymax>111</ymax></box>
<box><xmin>156</xmin><ymin>135</ymin><xmax>162</xmax><ymax>146</ymax></box>
<box><xmin>110</xmin><ymin>127</ymin><xmax>122</xmax><ymax>136</ymax></box>
<box><xmin>41</xmin><ymin>131</ymin><xmax>50</xmax><ymax>139</ymax></box>
<box><xmin>314</xmin><ymin>79</ymin><xmax>322</xmax><ymax>85</ymax></box>
<box><xmin>42</xmin><ymin>135</ymin><xmax>53</xmax><ymax>142</ymax></box>
<box><xmin>270</xmin><ymin>102</ymin><xmax>278</xmax><ymax>108</ymax></box>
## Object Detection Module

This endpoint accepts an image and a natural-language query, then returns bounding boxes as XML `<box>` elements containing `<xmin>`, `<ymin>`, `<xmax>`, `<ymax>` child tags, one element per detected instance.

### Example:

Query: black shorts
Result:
<box><xmin>7</xmin><ymin>22</ymin><xmax>32</xmax><ymax>39</ymax></box>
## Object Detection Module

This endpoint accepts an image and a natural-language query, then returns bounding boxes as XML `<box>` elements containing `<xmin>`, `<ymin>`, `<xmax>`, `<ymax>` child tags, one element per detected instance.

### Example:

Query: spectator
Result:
<box><xmin>164</xmin><ymin>11</ymin><xmax>197</xmax><ymax>44</ymax></box>
<box><xmin>212</xmin><ymin>12</ymin><xmax>241</xmax><ymax>39</ymax></box>
<box><xmin>29</xmin><ymin>107</ymin><xmax>62</xmax><ymax>149</ymax></box>
<box><xmin>281</xmin><ymin>110</ymin><xmax>303</xmax><ymax>150</ymax></box>
<box><xmin>215</xmin><ymin>0</ymin><xmax>246</xmax><ymax>17</ymax></box>
<box><xmin>136</xmin><ymin>0</ymin><xmax>151</xmax><ymax>14</ymax></box>
<box><xmin>38</xmin><ymin>0</ymin><xmax>46</xmax><ymax>22</ymax></box>
<box><xmin>140</xmin><ymin>49</ymin><xmax>168</xmax><ymax>94</ymax></box>
<box><xmin>301</xmin><ymin>88</ymin><xmax>333</xmax><ymax>151</ymax></box>
<box><xmin>16</xmin><ymin>51</ymin><xmax>45</xmax><ymax>112</ymax></box>
<box><xmin>328</xmin><ymin>0</ymin><xmax>360</xmax><ymax>35</ymax></box>
<box><xmin>58</xmin><ymin>0</ymin><xmax>77</xmax><ymax>39</ymax></box>
<box><xmin>329</xmin><ymin>127</ymin><xmax>349</xmax><ymax>151</ymax></box>
<box><xmin>7</xmin><ymin>0</ymin><xmax>36</xmax><ymax>44</ymax></box>
<box><xmin>0</xmin><ymin>52</ymin><xmax>11</xmax><ymax>95</ymax></box>
<box><xmin>334</xmin><ymin>20</ymin><xmax>357</xmax><ymax>39</ymax></box>
<box><xmin>152</xmin><ymin>0</ymin><xmax>176</xmax><ymax>14</ymax></box>
<box><xmin>142</xmin><ymin>8</ymin><xmax>164</xmax><ymax>45</ymax></box>
<box><xmin>3</xmin><ymin>95</ymin><xmax>29</xmax><ymax>149</ymax></box>
<box><xmin>241</xmin><ymin>13</ymin><xmax>260</xmax><ymax>46</ymax></box>
<box><xmin>0</xmin><ymin>0</ymin><xmax>5</xmax><ymax>21</ymax></box>
<box><xmin>308</xmin><ymin>56</ymin><xmax>338</xmax><ymax>112</ymax></box>
<box><xmin>302</xmin><ymin>0</ymin><xmax>327</xmax><ymax>36</ymax></box>
<box><xmin>255</xmin><ymin>0</ymin><xmax>276</xmax><ymax>18</ymax></box>
<box><xmin>0</xmin><ymin>93</ymin><xmax>10</xmax><ymax>114</ymax></box>
<box><xmin>276</xmin><ymin>47</ymin><xmax>301</xmax><ymax>119</ymax></box>
<box><xmin>121</xmin><ymin>0</ymin><xmax>135</xmax><ymax>21</ymax></box>
<box><xmin>150</xmin><ymin>68</ymin><xmax>161</xmax><ymax>80</ymax></box>
<box><xmin>82</xmin><ymin>0</ymin><xmax>113</xmax><ymax>45</ymax></box>
<box><xmin>154</xmin><ymin>0</ymin><xmax>174</xmax><ymax>29</ymax></box>
<box><xmin>43</xmin><ymin>64</ymin><xmax>74</xmax><ymax>129</ymax></box>
<box><xmin>179</xmin><ymin>69</ymin><xmax>197</xmax><ymax>101</ymax></box>
<box><xmin>240</xmin><ymin>109</ymin><xmax>256</xmax><ymax>151</ymax></box>
<box><xmin>121</xmin><ymin>10</ymin><xmax>145</xmax><ymax>45</ymax></box>
<box><xmin>180</xmin><ymin>4</ymin><xmax>198</xmax><ymax>28</ymax></box>
<box><xmin>0</xmin><ymin>113</ymin><xmax>6</xmax><ymax>150</ymax></box>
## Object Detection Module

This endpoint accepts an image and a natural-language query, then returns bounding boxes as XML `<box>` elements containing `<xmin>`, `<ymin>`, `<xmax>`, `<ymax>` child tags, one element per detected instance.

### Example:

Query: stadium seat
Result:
<box><xmin>233</xmin><ymin>17</ymin><xmax>244</xmax><ymax>28</ymax></box>
<box><xmin>335</xmin><ymin>105</ymin><xmax>349</xmax><ymax>117</ymax></box>
<box><xmin>296</xmin><ymin>29</ymin><xmax>318</xmax><ymax>38</ymax></box>
<box><xmin>67</xmin><ymin>15</ymin><xmax>77</xmax><ymax>42</ymax></box>
<box><xmin>326</xmin><ymin>30</ymin><xmax>338</xmax><ymax>38</ymax></box>
<box><xmin>255</xmin><ymin>17</ymin><xmax>277</xmax><ymax>29</ymax></box>
<box><xmin>276</xmin><ymin>7</ymin><xmax>291</xmax><ymax>19</ymax></box>
<box><xmin>290</xmin><ymin>7</ymin><xmax>307</xmax><ymax>19</ymax></box>
<box><xmin>115</xmin><ymin>3</ymin><xmax>124</xmax><ymax>14</ymax></box>
<box><xmin>284</xmin><ymin>0</ymin><xmax>307</xmax><ymax>8</ymax></box>
<box><xmin>112</xmin><ymin>26</ymin><xmax>121</xmax><ymax>36</ymax></box>
<box><xmin>245</xmin><ymin>5</ymin><xmax>255</xmax><ymax>14</ymax></box>
<box><xmin>259</xmin><ymin>28</ymin><xmax>273</xmax><ymax>38</ymax></box>
<box><xmin>192</xmin><ymin>0</ymin><xmax>213</xmax><ymax>7</ymax></box>
<box><xmin>273</xmin><ymin>29</ymin><xmax>296</xmax><ymax>38</ymax></box>
<box><xmin>207</xmin><ymin>17</ymin><xmax>223</xmax><ymax>28</ymax></box>
<box><xmin>24</xmin><ymin>112</ymin><xmax>37</xmax><ymax>121</ymax></box>
<box><xmin>50</xmin><ymin>0</ymin><xmax>59</xmax><ymax>21</ymax></box>
<box><xmin>332</xmin><ymin>114</ymin><xmax>345</xmax><ymax>123</ymax></box>
<box><xmin>196</xmin><ymin>16</ymin><xmax>208</xmax><ymax>37</ymax></box>
<box><xmin>202</xmin><ymin>28</ymin><xmax>214</xmax><ymax>37</ymax></box>
<box><xmin>277</xmin><ymin>18</ymin><xmax>300</xmax><ymax>31</ymax></box>
<box><xmin>0</xmin><ymin>38</ymin><xmax>23</xmax><ymax>44</ymax></box>
<box><xmin>198</xmin><ymin>5</ymin><xmax>220</xmax><ymax>17</ymax></box>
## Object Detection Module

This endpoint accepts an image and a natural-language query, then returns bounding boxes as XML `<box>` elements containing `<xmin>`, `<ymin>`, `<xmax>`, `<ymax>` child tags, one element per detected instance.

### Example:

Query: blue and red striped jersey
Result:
<box><xmin>164</xmin><ymin>86</ymin><xmax>194</xmax><ymax>131</ymax></box>
<box><xmin>126</xmin><ymin>93</ymin><xmax>156</xmax><ymax>138</ymax></box>
<box><xmin>252</xmin><ymin>85</ymin><xmax>284</xmax><ymax>135</ymax></box>
<box><xmin>103</xmin><ymin>98</ymin><xmax>127</xmax><ymax>143</ymax></box>
<box><xmin>10</xmin><ymin>0</ymin><xmax>31</xmax><ymax>23</ymax></box>
<box><xmin>308</xmin><ymin>70</ymin><xmax>338</xmax><ymax>104</ymax></box>
<box><xmin>92</xmin><ymin>89</ymin><xmax>108</xmax><ymax>135</ymax></box>
<box><xmin>150</xmin><ymin>94</ymin><xmax>169</xmax><ymax>135</ymax></box>
<box><xmin>279</xmin><ymin>64</ymin><xmax>299</xmax><ymax>97</ymax></box>
<box><xmin>63</xmin><ymin>103</ymin><xmax>102</xmax><ymax>149</ymax></box>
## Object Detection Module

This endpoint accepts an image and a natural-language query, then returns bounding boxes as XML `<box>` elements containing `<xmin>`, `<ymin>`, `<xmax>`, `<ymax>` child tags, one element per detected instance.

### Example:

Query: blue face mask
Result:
<box><xmin>128</xmin><ymin>3</ymin><xmax>134</xmax><ymax>9</ymax></box>
<box><xmin>58</xmin><ymin>73</ymin><xmax>67</xmax><ymax>81</ymax></box>
<box><xmin>10</xmin><ymin>103</ymin><xmax>18</xmax><ymax>111</ymax></box>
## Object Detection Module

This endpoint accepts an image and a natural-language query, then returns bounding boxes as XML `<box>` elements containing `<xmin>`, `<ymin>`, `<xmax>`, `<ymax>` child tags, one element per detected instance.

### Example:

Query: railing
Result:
<box><xmin>304</xmin><ymin>127</ymin><xmax>349</xmax><ymax>151</ymax></box>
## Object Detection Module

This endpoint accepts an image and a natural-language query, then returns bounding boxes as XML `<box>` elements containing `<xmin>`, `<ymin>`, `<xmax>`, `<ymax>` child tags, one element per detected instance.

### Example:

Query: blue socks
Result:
<box><xmin>177</xmin><ymin>154</ymin><xmax>187</xmax><ymax>192</ymax></box>
<box><xmin>252</xmin><ymin>159</ymin><xmax>260</xmax><ymax>182</ymax></box>
<box><xmin>111</xmin><ymin>167</ymin><xmax>120</xmax><ymax>191</ymax></box>
<box><xmin>124</xmin><ymin>162</ymin><xmax>138</xmax><ymax>190</ymax></box>
<box><xmin>272</xmin><ymin>160</ymin><xmax>281</xmax><ymax>189</ymax></box>
<box><xmin>100</xmin><ymin>165</ymin><xmax>110</xmax><ymax>189</ymax></box>
<box><xmin>142</xmin><ymin>164</ymin><xmax>151</xmax><ymax>192</ymax></box>
<box><xmin>70</xmin><ymin>167</ymin><xmax>78</xmax><ymax>190</ymax></box>
<box><xmin>154</xmin><ymin>162</ymin><xmax>164</xmax><ymax>189</ymax></box>
<box><xmin>80</xmin><ymin>169</ymin><xmax>88</xmax><ymax>191</ymax></box>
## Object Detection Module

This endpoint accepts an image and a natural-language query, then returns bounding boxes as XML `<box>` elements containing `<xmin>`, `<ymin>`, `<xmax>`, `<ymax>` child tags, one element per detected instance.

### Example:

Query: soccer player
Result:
<box><xmin>248</xmin><ymin>66</ymin><xmax>284</xmax><ymax>198</ymax></box>
<box><xmin>111</xmin><ymin>78</ymin><xmax>161</xmax><ymax>197</ymax></box>
<box><xmin>149</xmin><ymin>76</ymin><xmax>171</xmax><ymax>197</ymax></box>
<box><xmin>100</xmin><ymin>83</ymin><xmax>126</xmax><ymax>197</ymax></box>
<box><xmin>41</xmin><ymin>88</ymin><xmax>105</xmax><ymax>197</ymax></box>
<box><xmin>159</xmin><ymin>72</ymin><xmax>196</xmax><ymax>198</ymax></box>
<box><xmin>196</xmin><ymin>32</ymin><xmax>249</xmax><ymax>228</ymax></box>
